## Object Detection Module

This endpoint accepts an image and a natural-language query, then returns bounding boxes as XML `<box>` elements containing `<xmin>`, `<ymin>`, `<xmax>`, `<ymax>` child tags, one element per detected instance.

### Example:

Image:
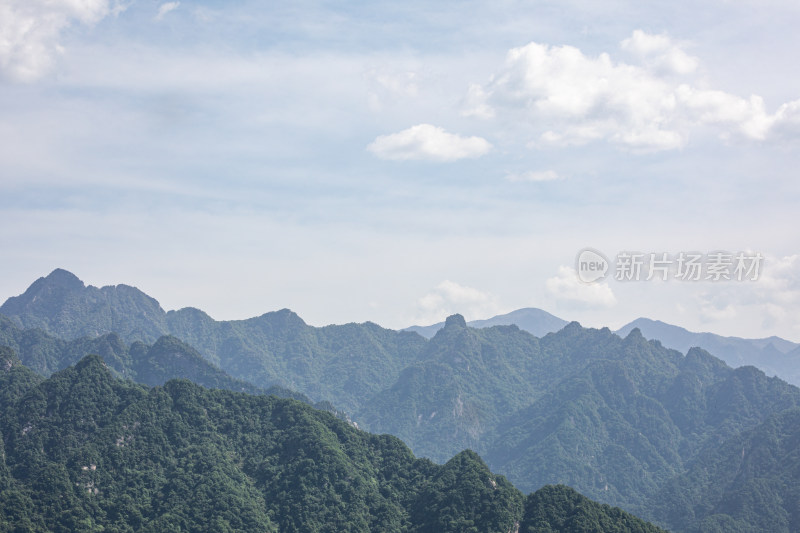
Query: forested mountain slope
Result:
<box><xmin>0</xmin><ymin>349</ymin><xmax>665</xmax><ymax>533</ymax></box>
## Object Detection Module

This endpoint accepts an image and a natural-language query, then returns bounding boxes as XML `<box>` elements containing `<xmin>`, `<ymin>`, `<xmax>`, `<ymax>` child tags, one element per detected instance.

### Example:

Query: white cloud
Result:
<box><xmin>0</xmin><ymin>0</ymin><xmax>119</xmax><ymax>82</ymax></box>
<box><xmin>466</xmin><ymin>30</ymin><xmax>800</xmax><ymax>151</ymax></box>
<box><xmin>505</xmin><ymin>170</ymin><xmax>562</xmax><ymax>182</ymax></box>
<box><xmin>156</xmin><ymin>2</ymin><xmax>180</xmax><ymax>22</ymax></box>
<box><xmin>468</xmin><ymin>37</ymin><xmax>686</xmax><ymax>151</ymax></box>
<box><xmin>367</xmin><ymin>124</ymin><xmax>492</xmax><ymax>161</ymax></box>
<box><xmin>620</xmin><ymin>30</ymin><xmax>699</xmax><ymax>75</ymax></box>
<box><xmin>415</xmin><ymin>280</ymin><xmax>502</xmax><ymax>325</ymax></box>
<box><xmin>546</xmin><ymin>266</ymin><xmax>617</xmax><ymax>308</ymax></box>
<box><xmin>767</xmin><ymin>99</ymin><xmax>800</xmax><ymax>140</ymax></box>
<box><xmin>676</xmin><ymin>85</ymin><xmax>773</xmax><ymax>139</ymax></box>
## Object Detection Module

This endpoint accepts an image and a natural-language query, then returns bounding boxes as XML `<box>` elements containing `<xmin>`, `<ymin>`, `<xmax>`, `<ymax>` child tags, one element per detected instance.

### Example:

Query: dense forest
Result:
<box><xmin>0</xmin><ymin>347</ymin><xmax>664</xmax><ymax>532</ymax></box>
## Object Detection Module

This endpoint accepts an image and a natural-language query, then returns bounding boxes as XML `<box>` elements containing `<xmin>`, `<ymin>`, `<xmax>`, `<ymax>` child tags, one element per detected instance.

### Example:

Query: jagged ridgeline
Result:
<box><xmin>0</xmin><ymin>348</ymin><xmax>664</xmax><ymax>533</ymax></box>
<box><xmin>616</xmin><ymin>318</ymin><xmax>800</xmax><ymax>387</ymax></box>
<box><xmin>0</xmin><ymin>269</ymin><xmax>427</xmax><ymax>415</ymax></box>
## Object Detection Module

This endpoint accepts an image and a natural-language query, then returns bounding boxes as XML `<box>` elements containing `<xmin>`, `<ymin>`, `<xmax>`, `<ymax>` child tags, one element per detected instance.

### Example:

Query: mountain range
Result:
<box><xmin>0</xmin><ymin>269</ymin><xmax>425</xmax><ymax>414</ymax></box>
<box><xmin>2</xmin><ymin>269</ymin><xmax>800</xmax><ymax>532</ymax></box>
<box><xmin>406</xmin><ymin>304</ymin><xmax>800</xmax><ymax>387</ymax></box>
<box><xmin>616</xmin><ymin>317</ymin><xmax>800</xmax><ymax>386</ymax></box>
<box><xmin>5</xmin><ymin>269</ymin><xmax>797</xmax><ymax>387</ymax></box>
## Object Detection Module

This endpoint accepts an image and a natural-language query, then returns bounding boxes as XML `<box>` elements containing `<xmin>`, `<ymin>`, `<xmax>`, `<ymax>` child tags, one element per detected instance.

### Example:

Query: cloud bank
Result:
<box><xmin>0</xmin><ymin>0</ymin><xmax>120</xmax><ymax>82</ymax></box>
<box><xmin>465</xmin><ymin>30</ymin><xmax>800</xmax><ymax>151</ymax></box>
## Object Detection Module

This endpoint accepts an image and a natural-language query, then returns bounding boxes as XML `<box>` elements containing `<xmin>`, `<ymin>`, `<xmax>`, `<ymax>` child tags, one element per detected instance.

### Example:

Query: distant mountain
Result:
<box><xmin>616</xmin><ymin>317</ymin><xmax>800</xmax><ymax>386</ymax></box>
<box><xmin>0</xmin><ymin>269</ymin><xmax>427</xmax><ymax>413</ymax></box>
<box><xmin>0</xmin><ymin>352</ymin><xmax>665</xmax><ymax>532</ymax></box>
<box><xmin>408</xmin><ymin>310</ymin><xmax>800</xmax><ymax>388</ymax></box>
<box><xmin>0</xmin><ymin>268</ymin><xmax>169</xmax><ymax>342</ymax></box>
<box><xmin>405</xmin><ymin>307</ymin><xmax>568</xmax><ymax>338</ymax></box>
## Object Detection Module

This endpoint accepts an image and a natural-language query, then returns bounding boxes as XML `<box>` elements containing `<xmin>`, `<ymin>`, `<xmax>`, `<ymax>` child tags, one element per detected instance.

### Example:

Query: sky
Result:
<box><xmin>1</xmin><ymin>0</ymin><xmax>799</xmax><ymax>342</ymax></box>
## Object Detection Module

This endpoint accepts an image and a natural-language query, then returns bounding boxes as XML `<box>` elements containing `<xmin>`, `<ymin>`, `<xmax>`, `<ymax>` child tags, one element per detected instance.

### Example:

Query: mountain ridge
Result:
<box><xmin>0</xmin><ymin>269</ymin><xmax>428</xmax><ymax>413</ymax></box>
<box><xmin>6</xmin><ymin>269</ymin><xmax>796</xmax><ymax>387</ymax></box>
<box><xmin>616</xmin><ymin>317</ymin><xmax>800</xmax><ymax>386</ymax></box>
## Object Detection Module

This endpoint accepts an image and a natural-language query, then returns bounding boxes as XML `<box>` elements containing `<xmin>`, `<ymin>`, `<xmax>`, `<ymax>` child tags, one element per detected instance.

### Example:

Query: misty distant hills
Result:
<box><xmin>407</xmin><ymin>307</ymin><xmax>800</xmax><ymax>387</ymax></box>
<box><xmin>404</xmin><ymin>307</ymin><xmax>569</xmax><ymax>338</ymax></box>
<box><xmin>7</xmin><ymin>269</ymin><xmax>798</xmax><ymax>388</ymax></box>
<box><xmin>616</xmin><ymin>317</ymin><xmax>800</xmax><ymax>386</ymax></box>
<box><xmin>0</xmin><ymin>269</ymin><xmax>426</xmax><ymax>413</ymax></box>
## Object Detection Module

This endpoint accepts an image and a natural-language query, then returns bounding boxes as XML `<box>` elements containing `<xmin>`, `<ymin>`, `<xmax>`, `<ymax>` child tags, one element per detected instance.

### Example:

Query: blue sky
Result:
<box><xmin>1</xmin><ymin>0</ymin><xmax>799</xmax><ymax>341</ymax></box>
